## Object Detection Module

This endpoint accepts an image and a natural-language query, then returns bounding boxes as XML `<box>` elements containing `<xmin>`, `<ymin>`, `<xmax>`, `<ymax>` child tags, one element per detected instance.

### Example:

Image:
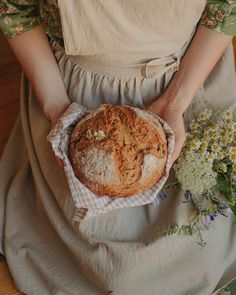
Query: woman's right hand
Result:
<box><xmin>47</xmin><ymin>100</ymin><xmax>71</xmax><ymax>170</ymax></box>
<box><xmin>46</xmin><ymin>100</ymin><xmax>71</xmax><ymax>127</ymax></box>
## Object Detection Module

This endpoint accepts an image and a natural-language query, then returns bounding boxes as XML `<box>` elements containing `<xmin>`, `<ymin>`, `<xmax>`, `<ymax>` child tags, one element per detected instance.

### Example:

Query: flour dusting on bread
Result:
<box><xmin>74</xmin><ymin>148</ymin><xmax>120</xmax><ymax>185</ymax></box>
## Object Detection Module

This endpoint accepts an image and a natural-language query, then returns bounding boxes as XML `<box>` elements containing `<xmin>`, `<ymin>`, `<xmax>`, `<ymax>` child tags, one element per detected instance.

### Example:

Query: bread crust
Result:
<box><xmin>69</xmin><ymin>104</ymin><xmax>167</xmax><ymax>197</ymax></box>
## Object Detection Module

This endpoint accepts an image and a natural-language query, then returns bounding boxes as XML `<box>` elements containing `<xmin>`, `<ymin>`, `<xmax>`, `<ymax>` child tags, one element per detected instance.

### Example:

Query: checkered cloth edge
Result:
<box><xmin>46</xmin><ymin>102</ymin><xmax>175</xmax><ymax>222</ymax></box>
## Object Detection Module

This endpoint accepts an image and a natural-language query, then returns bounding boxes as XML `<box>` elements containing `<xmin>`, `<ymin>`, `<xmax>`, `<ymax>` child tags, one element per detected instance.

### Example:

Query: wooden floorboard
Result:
<box><xmin>0</xmin><ymin>261</ymin><xmax>24</xmax><ymax>295</ymax></box>
<box><xmin>0</xmin><ymin>101</ymin><xmax>20</xmax><ymax>142</ymax></box>
<box><xmin>0</xmin><ymin>62</ymin><xmax>21</xmax><ymax>109</ymax></box>
<box><xmin>0</xmin><ymin>33</ymin><xmax>21</xmax><ymax>159</ymax></box>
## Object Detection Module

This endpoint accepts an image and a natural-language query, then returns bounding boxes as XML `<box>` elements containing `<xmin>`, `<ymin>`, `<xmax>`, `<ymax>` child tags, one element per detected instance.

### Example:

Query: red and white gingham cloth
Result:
<box><xmin>46</xmin><ymin>102</ymin><xmax>175</xmax><ymax>221</ymax></box>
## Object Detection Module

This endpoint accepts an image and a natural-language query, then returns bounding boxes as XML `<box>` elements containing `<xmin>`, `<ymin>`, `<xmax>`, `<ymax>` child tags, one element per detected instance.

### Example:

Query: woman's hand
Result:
<box><xmin>46</xmin><ymin>100</ymin><xmax>71</xmax><ymax>127</ymax></box>
<box><xmin>47</xmin><ymin>100</ymin><xmax>71</xmax><ymax>170</ymax></box>
<box><xmin>147</xmin><ymin>97</ymin><xmax>186</xmax><ymax>167</ymax></box>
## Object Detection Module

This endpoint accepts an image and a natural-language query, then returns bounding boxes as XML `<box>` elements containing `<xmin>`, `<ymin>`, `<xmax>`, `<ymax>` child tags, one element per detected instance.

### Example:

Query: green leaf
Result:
<box><xmin>216</xmin><ymin>173</ymin><xmax>231</xmax><ymax>196</ymax></box>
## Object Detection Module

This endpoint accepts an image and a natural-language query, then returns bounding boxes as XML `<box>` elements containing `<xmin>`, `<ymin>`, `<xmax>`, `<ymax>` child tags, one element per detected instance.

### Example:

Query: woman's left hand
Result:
<box><xmin>147</xmin><ymin>97</ymin><xmax>186</xmax><ymax>168</ymax></box>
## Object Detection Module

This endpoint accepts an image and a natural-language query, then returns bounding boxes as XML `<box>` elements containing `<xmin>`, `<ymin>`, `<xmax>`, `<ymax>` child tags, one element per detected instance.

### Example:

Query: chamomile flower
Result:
<box><xmin>211</xmin><ymin>132</ymin><xmax>220</xmax><ymax>142</ymax></box>
<box><xmin>227</xmin><ymin>125</ymin><xmax>234</xmax><ymax>132</ymax></box>
<box><xmin>204</xmin><ymin>126</ymin><xmax>213</xmax><ymax>135</ymax></box>
<box><xmin>189</xmin><ymin>120</ymin><xmax>199</xmax><ymax>131</ymax></box>
<box><xmin>94</xmin><ymin>130</ymin><xmax>105</xmax><ymax>140</ymax></box>
<box><xmin>226</xmin><ymin>132</ymin><xmax>234</xmax><ymax>143</ymax></box>
<box><xmin>225</xmin><ymin>118</ymin><xmax>233</xmax><ymax>125</ymax></box>
<box><xmin>220</xmin><ymin>137</ymin><xmax>228</xmax><ymax>147</ymax></box>
<box><xmin>229</xmin><ymin>146</ymin><xmax>236</xmax><ymax>154</ymax></box>
<box><xmin>198</xmin><ymin>109</ymin><xmax>212</xmax><ymax>122</ymax></box>
<box><xmin>211</xmin><ymin>144</ymin><xmax>221</xmax><ymax>153</ymax></box>
<box><xmin>199</xmin><ymin>142</ymin><xmax>208</xmax><ymax>154</ymax></box>
<box><xmin>220</xmin><ymin>130</ymin><xmax>226</xmax><ymax>137</ymax></box>
<box><xmin>217</xmin><ymin>152</ymin><xmax>225</xmax><ymax>160</ymax></box>
<box><xmin>218</xmin><ymin>163</ymin><xmax>228</xmax><ymax>173</ymax></box>
<box><xmin>190</xmin><ymin>139</ymin><xmax>202</xmax><ymax>150</ymax></box>
<box><xmin>222</xmin><ymin>109</ymin><xmax>234</xmax><ymax>120</ymax></box>
<box><xmin>205</xmin><ymin>152</ymin><xmax>217</xmax><ymax>163</ymax></box>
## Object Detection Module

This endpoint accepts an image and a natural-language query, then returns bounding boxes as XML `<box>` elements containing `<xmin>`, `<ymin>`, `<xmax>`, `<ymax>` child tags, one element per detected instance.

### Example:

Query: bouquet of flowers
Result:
<box><xmin>159</xmin><ymin>105</ymin><xmax>236</xmax><ymax>247</ymax></box>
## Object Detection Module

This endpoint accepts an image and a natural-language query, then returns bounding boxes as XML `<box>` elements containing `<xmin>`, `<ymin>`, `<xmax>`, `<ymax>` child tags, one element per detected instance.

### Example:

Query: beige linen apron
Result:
<box><xmin>1</xmin><ymin>1</ymin><xmax>236</xmax><ymax>295</ymax></box>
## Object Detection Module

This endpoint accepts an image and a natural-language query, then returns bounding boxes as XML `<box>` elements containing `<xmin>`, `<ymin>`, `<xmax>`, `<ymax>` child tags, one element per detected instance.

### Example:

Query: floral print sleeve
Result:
<box><xmin>0</xmin><ymin>0</ymin><xmax>40</xmax><ymax>38</ymax></box>
<box><xmin>39</xmin><ymin>0</ymin><xmax>63</xmax><ymax>47</ymax></box>
<box><xmin>200</xmin><ymin>0</ymin><xmax>236</xmax><ymax>36</ymax></box>
<box><xmin>0</xmin><ymin>0</ymin><xmax>64</xmax><ymax>45</ymax></box>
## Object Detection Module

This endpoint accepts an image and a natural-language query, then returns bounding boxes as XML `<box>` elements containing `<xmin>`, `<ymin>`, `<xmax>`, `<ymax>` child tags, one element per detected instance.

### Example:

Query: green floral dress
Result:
<box><xmin>0</xmin><ymin>1</ymin><xmax>236</xmax><ymax>294</ymax></box>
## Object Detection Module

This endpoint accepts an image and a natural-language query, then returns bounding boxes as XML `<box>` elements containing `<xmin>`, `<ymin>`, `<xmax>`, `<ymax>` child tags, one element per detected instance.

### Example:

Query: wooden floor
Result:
<box><xmin>0</xmin><ymin>33</ymin><xmax>236</xmax><ymax>294</ymax></box>
<box><xmin>0</xmin><ymin>259</ymin><xmax>23</xmax><ymax>295</ymax></box>
<box><xmin>0</xmin><ymin>33</ymin><xmax>21</xmax><ymax>158</ymax></box>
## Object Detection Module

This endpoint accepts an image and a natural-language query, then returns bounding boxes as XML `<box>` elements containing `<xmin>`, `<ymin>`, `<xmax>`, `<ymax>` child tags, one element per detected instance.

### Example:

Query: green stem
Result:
<box><xmin>163</xmin><ymin>181</ymin><xmax>179</xmax><ymax>189</ymax></box>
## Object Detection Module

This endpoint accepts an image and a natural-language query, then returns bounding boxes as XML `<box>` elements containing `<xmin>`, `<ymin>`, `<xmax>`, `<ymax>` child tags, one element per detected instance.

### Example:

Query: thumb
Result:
<box><xmin>169</xmin><ymin>134</ymin><xmax>185</xmax><ymax>167</ymax></box>
<box><xmin>55</xmin><ymin>156</ymin><xmax>65</xmax><ymax>170</ymax></box>
<box><xmin>51</xmin><ymin>147</ymin><xmax>64</xmax><ymax>170</ymax></box>
<box><xmin>169</xmin><ymin>149</ymin><xmax>180</xmax><ymax>168</ymax></box>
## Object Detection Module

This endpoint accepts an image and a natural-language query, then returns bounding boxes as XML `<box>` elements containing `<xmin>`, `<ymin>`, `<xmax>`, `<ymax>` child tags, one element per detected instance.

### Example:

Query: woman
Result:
<box><xmin>0</xmin><ymin>1</ymin><xmax>236</xmax><ymax>294</ymax></box>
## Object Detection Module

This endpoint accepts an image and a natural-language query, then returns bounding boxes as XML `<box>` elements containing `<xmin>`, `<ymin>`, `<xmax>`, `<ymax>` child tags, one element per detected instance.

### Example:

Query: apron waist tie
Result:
<box><xmin>143</xmin><ymin>55</ymin><xmax>180</xmax><ymax>79</ymax></box>
<box><xmin>63</xmin><ymin>51</ymin><xmax>181</xmax><ymax>79</ymax></box>
<box><xmin>52</xmin><ymin>26</ymin><xmax>195</xmax><ymax>79</ymax></box>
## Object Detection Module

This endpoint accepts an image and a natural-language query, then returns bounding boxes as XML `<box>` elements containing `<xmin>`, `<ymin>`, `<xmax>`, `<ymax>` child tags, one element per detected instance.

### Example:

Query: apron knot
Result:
<box><xmin>143</xmin><ymin>55</ymin><xmax>180</xmax><ymax>79</ymax></box>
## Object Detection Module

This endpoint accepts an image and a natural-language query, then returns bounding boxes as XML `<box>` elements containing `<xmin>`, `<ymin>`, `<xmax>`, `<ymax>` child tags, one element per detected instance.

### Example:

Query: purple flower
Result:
<box><xmin>209</xmin><ymin>214</ymin><xmax>216</xmax><ymax>221</ymax></box>
<box><xmin>152</xmin><ymin>191</ymin><xmax>167</xmax><ymax>207</ymax></box>
<box><xmin>158</xmin><ymin>191</ymin><xmax>167</xmax><ymax>200</ymax></box>
<box><xmin>202</xmin><ymin>213</ymin><xmax>218</xmax><ymax>223</ymax></box>
<box><xmin>183</xmin><ymin>190</ymin><xmax>192</xmax><ymax>203</ymax></box>
<box><xmin>219</xmin><ymin>203</ymin><xmax>228</xmax><ymax>209</ymax></box>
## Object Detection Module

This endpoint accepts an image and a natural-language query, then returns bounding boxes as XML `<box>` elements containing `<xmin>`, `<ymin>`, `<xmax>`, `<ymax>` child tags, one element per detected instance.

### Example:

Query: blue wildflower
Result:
<box><xmin>202</xmin><ymin>213</ymin><xmax>218</xmax><ymax>223</ymax></box>
<box><xmin>158</xmin><ymin>191</ymin><xmax>167</xmax><ymax>200</ymax></box>
<box><xmin>183</xmin><ymin>190</ymin><xmax>192</xmax><ymax>203</ymax></box>
<box><xmin>209</xmin><ymin>213</ymin><xmax>218</xmax><ymax>221</ymax></box>
<box><xmin>152</xmin><ymin>191</ymin><xmax>167</xmax><ymax>207</ymax></box>
<box><xmin>219</xmin><ymin>203</ymin><xmax>229</xmax><ymax>210</ymax></box>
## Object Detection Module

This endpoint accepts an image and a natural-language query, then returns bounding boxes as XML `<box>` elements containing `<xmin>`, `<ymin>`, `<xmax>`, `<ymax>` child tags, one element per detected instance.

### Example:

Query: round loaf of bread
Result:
<box><xmin>69</xmin><ymin>104</ymin><xmax>168</xmax><ymax>198</ymax></box>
